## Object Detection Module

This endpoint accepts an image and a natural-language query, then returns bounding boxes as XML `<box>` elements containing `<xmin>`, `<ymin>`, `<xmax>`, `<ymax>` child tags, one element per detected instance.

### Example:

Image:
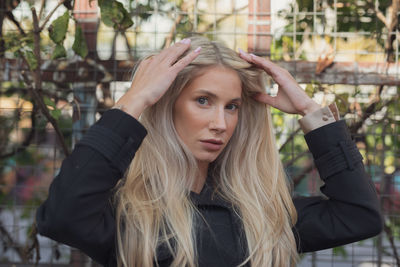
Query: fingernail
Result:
<box><xmin>238</xmin><ymin>48</ymin><xmax>246</xmax><ymax>55</ymax></box>
<box><xmin>250</xmin><ymin>53</ymin><xmax>257</xmax><ymax>58</ymax></box>
<box><xmin>180</xmin><ymin>38</ymin><xmax>191</xmax><ymax>44</ymax></box>
<box><xmin>194</xmin><ymin>46</ymin><xmax>202</xmax><ymax>53</ymax></box>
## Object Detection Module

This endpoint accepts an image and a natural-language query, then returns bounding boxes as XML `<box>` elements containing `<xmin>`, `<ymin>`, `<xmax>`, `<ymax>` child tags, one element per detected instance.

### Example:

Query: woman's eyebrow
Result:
<box><xmin>196</xmin><ymin>89</ymin><xmax>242</xmax><ymax>103</ymax></box>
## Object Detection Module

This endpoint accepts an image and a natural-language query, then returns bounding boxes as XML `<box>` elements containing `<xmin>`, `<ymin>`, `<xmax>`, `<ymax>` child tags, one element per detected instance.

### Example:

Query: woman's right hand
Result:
<box><xmin>114</xmin><ymin>38</ymin><xmax>201</xmax><ymax>119</ymax></box>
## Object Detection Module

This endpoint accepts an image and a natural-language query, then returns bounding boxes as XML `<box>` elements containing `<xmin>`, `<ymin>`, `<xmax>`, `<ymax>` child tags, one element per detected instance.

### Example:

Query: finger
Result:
<box><xmin>158</xmin><ymin>38</ymin><xmax>192</xmax><ymax>64</ymax></box>
<box><xmin>143</xmin><ymin>54</ymin><xmax>155</xmax><ymax>61</ymax></box>
<box><xmin>238</xmin><ymin>49</ymin><xmax>278</xmax><ymax>77</ymax></box>
<box><xmin>238</xmin><ymin>49</ymin><xmax>267</xmax><ymax>71</ymax></box>
<box><xmin>171</xmin><ymin>46</ymin><xmax>202</xmax><ymax>73</ymax></box>
<box><xmin>248</xmin><ymin>54</ymin><xmax>280</xmax><ymax>77</ymax></box>
<box><xmin>252</xmin><ymin>92</ymin><xmax>277</xmax><ymax>106</ymax></box>
<box><xmin>238</xmin><ymin>48</ymin><xmax>253</xmax><ymax>62</ymax></box>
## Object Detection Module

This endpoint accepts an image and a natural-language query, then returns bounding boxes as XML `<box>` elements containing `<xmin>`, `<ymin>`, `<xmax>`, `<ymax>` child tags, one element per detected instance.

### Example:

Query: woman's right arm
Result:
<box><xmin>36</xmin><ymin>39</ymin><xmax>200</xmax><ymax>265</ymax></box>
<box><xmin>36</xmin><ymin>109</ymin><xmax>147</xmax><ymax>265</ymax></box>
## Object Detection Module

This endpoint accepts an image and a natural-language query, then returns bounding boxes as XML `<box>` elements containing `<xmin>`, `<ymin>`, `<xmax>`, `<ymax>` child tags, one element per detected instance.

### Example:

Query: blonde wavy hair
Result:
<box><xmin>115</xmin><ymin>36</ymin><xmax>299</xmax><ymax>267</ymax></box>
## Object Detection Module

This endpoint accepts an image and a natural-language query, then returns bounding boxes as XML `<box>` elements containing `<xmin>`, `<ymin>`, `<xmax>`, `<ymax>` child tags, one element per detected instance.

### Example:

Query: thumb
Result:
<box><xmin>252</xmin><ymin>92</ymin><xmax>276</xmax><ymax>106</ymax></box>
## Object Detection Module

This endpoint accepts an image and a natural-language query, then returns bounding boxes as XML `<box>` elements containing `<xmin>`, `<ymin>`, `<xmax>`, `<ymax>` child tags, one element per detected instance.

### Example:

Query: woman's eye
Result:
<box><xmin>226</xmin><ymin>103</ymin><xmax>239</xmax><ymax>111</ymax></box>
<box><xmin>197</xmin><ymin>97</ymin><xmax>208</xmax><ymax>105</ymax></box>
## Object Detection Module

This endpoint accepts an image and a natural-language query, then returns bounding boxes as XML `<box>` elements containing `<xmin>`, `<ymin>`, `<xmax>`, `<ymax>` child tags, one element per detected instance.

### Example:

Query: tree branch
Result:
<box><xmin>31</xmin><ymin>7</ymin><xmax>42</xmax><ymax>87</ymax></box>
<box><xmin>199</xmin><ymin>5</ymin><xmax>248</xmax><ymax>33</ymax></box>
<box><xmin>38</xmin><ymin>0</ymin><xmax>47</xmax><ymax>20</ymax></box>
<box><xmin>38</xmin><ymin>0</ymin><xmax>67</xmax><ymax>32</ymax></box>
<box><xmin>279</xmin><ymin>127</ymin><xmax>301</xmax><ymax>152</ymax></box>
<box><xmin>29</xmin><ymin>7</ymin><xmax>69</xmax><ymax>156</ymax></box>
<box><xmin>123</xmin><ymin>32</ymin><xmax>134</xmax><ymax>61</ymax></box>
<box><xmin>349</xmin><ymin>95</ymin><xmax>397</xmax><ymax>134</ymax></box>
<box><xmin>21</xmin><ymin>71</ymin><xmax>70</xmax><ymax>156</ymax></box>
<box><xmin>5</xmin><ymin>11</ymin><xmax>26</xmax><ymax>35</ymax></box>
<box><xmin>0</xmin><ymin>220</ymin><xmax>27</xmax><ymax>261</ymax></box>
<box><xmin>284</xmin><ymin>150</ymin><xmax>310</xmax><ymax>170</ymax></box>
<box><xmin>163</xmin><ymin>2</ymin><xmax>190</xmax><ymax>48</ymax></box>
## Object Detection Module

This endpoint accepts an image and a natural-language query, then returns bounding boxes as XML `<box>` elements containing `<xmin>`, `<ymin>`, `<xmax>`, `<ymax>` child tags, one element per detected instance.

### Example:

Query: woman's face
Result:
<box><xmin>173</xmin><ymin>65</ymin><xmax>242</xmax><ymax>164</ymax></box>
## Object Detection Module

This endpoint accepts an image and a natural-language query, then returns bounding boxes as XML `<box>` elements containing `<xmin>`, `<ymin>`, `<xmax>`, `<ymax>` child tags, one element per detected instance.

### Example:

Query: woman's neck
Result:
<box><xmin>191</xmin><ymin>161</ymin><xmax>209</xmax><ymax>194</ymax></box>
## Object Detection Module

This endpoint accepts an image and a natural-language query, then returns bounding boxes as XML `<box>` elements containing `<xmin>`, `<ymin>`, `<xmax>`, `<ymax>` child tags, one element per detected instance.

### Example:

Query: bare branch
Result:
<box><xmin>163</xmin><ymin>2</ymin><xmax>190</xmax><ymax>48</ymax></box>
<box><xmin>110</xmin><ymin>32</ymin><xmax>118</xmax><ymax>60</ymax></box>
<box><xmin>375</xmin><ymin>8</ymin><xmax>389</xmax><ymax>28</ymax></box>
<box><xmin>199</xmin><ymin>5</ymin><xmax>248</xmax><ymax>33</ymax></box>
<box><xmin>284</xmin><ymin>150</ymin><xmax>310</xmax><ymax>170</ymax></box>
<box><xmin>25</xmin><ymin>222</ymin><xmax>41</xmax><ymax>265</ymax></box>
<box><xmin>123</xmin><ymin>32</ymin><xmax>134</xmax><ymax>61</ymax></box>
<box><xmin>388</xmin><ymin>0</ymin><xmax>399</xmax><ymax>31</ymax></box>
<box><xmin>38</xmin><ymin>0</ymin><xmax>67</xmax><ymax>32</ymax></box>
<box><xmin>21</xmin><ymin>71</ymin><xmax>70</xmax><ymax>156</ymax></box>
<box><xmin>376</xmin><ymin>12</ymin><xmax>388</xmax><ymax>28</ymax></box>
<box><xmin>38</xmin><ymin>0</ymin><xmax>46</xmax><ymax>20</ymax></box>
<box><xmin>279</xmin><ymin>127</ymin><xmax>302</xmax><ymax>152</ymax></box>
<box><xmin>31</xmin><ymin>7</ymin><xmax>42</xmax><ymax>82</ymax></box>
<box><xmin>5</xmin><ymin>11</ymin><xmax>26</xmax><ymax>35</ymax></box>
<box><xmin>349</xmin><ymin>95</ymin><xmax>397</xmax><ymax>134</ymax></box>
<box><xmin>0</xmin><ymin>220</ymin><xmax>27</xmax><ymax>261</ymax></box>
<box><xmin>365</xmin><ymin>0</ymin><xmax>390</xmax><ymax>28</ymax></box>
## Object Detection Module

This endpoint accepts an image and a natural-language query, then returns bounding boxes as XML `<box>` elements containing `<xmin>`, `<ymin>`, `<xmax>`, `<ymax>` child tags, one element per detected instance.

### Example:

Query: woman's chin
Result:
<box><xmin>195</xmin><ymin>153</ymin><xmax>219</xmax><ymax>164</ymax></box>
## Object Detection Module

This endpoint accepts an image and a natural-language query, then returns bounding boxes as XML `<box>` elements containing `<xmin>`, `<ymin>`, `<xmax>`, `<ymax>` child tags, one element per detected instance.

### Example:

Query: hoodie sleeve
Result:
<box><xmin>36</xmin><ymin>109</ymin><xmax>147</xmax><ymax>266</ymax></box>
<box><xmin>293</xmin><ymin>120</ymin><xmax>383</xmax><ymax>253</ymax></box>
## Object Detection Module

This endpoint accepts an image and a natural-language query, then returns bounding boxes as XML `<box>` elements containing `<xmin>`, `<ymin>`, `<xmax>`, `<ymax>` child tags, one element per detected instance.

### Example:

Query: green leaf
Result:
<box><xmin>99</xmin><ymin>0</ymin><xmax>133</xmax><ymax>30</ymax></box>
<box><xmin>332</xmin><ymin>246</ymin><xmax>348</xmax><ymax>258</ymax></box>
<box><xmin>52</xmin><ymin>43</ymin><xmax>67</xmax><ymax>59</ymax></box>
<box><xmin>43</xmin><ymin>96</ymin><xmax>56</xmax><ymax>108</ymax></box>
<box><xmin>304</xmin><ymin>84</ymin><xmax>314</xmax><ymax>97</ymax></box>
<box><xmin>50</xmin><ymin>109</ymin><xmax>62</xmax><ymax>120</ymax></box>
<box><xmin>99</xmin><ymin>0</ymin><xmax>123</xmax><ymax>27</ymax></box>
<box><xmin>135</xmin><ymin>3</ymin><xmax>153</xmax><ymax>21</ymax></box>
<box><xmin>49</xmin><ymin>11</ymin><xmax>69</xmax><ymax>44</ymax></box>
<box><xmin>25</xmin><ymin>51</ymin><xmax>38</xmax><ymax>70</ymax></box>
<box><xmin>72</xmin><ymin>25</ymin><xmax>88</xmax><ymax>58</ymax></box>
<box><xmin>120</xmin><ymin>5</ymin><xmax>133</xmax><ymax>29</ymax></box>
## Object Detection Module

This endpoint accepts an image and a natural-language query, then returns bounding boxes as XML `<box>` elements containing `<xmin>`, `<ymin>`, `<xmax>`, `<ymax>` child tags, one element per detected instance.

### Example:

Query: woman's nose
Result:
<box><xmin>209</xmin><ymin>107</ymin><xmax>226</xmax><ymax>132</ymax></box>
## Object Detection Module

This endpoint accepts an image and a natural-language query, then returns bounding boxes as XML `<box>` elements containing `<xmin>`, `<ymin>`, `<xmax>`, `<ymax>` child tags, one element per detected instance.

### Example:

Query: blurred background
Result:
<box><xmin>0</xmin><ymin>0</ymin><xmax>399</xmax><ymax>266</ymax></box>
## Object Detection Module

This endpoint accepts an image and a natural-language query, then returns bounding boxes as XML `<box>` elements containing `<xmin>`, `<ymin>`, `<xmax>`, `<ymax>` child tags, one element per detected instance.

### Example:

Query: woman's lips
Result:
<box><xmin>200</xmin><ymin>140</ymin><xmax>223</xmax><ymax>151</ymax></box>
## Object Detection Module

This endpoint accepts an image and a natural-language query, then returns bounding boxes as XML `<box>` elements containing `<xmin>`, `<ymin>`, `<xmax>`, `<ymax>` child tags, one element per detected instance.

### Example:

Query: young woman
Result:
<box><xmin>36</xmin><ymin>36</ymin><xmax>382</xmax><ymax>267</ymax></box>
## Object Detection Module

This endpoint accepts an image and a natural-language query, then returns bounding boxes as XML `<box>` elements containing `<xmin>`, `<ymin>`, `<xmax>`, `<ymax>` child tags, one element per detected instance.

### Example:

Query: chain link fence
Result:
<box><xmin>0</xmin><ymin>0</ymin><xmax>399</xmax><ymax>266</ymax></box>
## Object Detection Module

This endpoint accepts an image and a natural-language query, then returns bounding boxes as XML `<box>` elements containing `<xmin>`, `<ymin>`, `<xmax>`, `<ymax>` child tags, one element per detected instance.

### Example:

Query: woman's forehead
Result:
<box><xmin>182</xmin><ymin>66</ymin><xmax>242</xmax><ymax>97</ymax></box>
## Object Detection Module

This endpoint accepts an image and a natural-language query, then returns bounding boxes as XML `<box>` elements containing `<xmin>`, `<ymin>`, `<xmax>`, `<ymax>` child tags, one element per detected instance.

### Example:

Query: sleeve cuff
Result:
<box><xmin>298</xmin><ymin>103</ymin><xmax>340</xmax><ymax>134</ymax></box>
<box><xmin>303</xmin><ymin>119</ymin><xmax>363</xmax><ymax>180</ymax></box>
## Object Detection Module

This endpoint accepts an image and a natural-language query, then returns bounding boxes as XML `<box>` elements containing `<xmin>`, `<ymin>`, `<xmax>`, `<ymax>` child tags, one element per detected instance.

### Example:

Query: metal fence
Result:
<box><xmin>0</xmin><ymin>0</ymin><xmax>399</xmax><ymax>266</ymax></box>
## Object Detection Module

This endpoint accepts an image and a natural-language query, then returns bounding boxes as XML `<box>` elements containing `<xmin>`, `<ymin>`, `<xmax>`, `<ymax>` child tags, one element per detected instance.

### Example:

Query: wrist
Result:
<box><xmin>301</xmin><ymin>102</ymin><xmax>321</xmax><ymax>116</ymax></box>
<box><xmin>113</xmin><ymin>98</ymin><xmax>148</xmax><ymax>120</ymax></box>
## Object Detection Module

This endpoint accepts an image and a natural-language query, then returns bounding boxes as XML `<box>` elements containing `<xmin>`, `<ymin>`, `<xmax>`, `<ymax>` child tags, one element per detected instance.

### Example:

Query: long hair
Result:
<box><xmin>115</xmin><ymin>36</ymin><xmax>299</xmax><ymax>267</ymax></box>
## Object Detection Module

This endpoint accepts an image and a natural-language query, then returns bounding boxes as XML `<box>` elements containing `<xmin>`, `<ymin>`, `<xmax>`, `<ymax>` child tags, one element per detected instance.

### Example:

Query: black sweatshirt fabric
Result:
<box><xmin>35</xmin><ymin>109</ymin><xmax>383</xmax><ymax>267</ymax></box>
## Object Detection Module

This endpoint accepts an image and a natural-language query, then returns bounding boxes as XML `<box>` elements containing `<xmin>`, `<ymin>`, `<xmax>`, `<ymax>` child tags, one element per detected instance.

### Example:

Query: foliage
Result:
<box><xmin>98</xmin><ymin>0</ymin><xmax>133</xmax><ymax>30</ymax></box>
<box><xmin>72</xmin><ymin>25</ymin><xmax>88</xmax><ymax>58</ymax></box>
<box><xmin>280</xmin><ymin>0</ymin><xmax>389</xmax><ymax>42</ymax></box>
<box><xmin>1</xmin><ymin>0</ymin><xmax>398</xmax><ymax>264</ymax></box>
<box><xmin>49</xmin><ymin>11</ymin><xmax>69</xmax><ymax>44</ymax></box>
<box><xmin>274</xmin><ymin>0</ymin><xmax>399</xmax><ymax>262</ymax></box>
<box><xmin>0</xmin><ymin>0</ymin><xmax>213</xmax><ymax>262</ymax></box>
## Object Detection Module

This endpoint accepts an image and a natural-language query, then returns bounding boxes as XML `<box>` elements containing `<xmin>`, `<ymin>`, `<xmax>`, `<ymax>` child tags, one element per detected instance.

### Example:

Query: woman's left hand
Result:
<box><xmin>238</xmin><ymin>49</ymin><xmax>321</xmax><ymax>116</ymax></box>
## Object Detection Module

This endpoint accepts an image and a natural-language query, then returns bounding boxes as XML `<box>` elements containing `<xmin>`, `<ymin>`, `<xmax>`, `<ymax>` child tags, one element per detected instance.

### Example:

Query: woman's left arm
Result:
<box><xmin>239</xmin><ymin>50</ymin><xmax>383</xmax><ymax>253</ymax></box>
<box><xmin>292</xmin><ymin>116</ymin><xmax>383</xmax><ymax>252</ymax></box>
